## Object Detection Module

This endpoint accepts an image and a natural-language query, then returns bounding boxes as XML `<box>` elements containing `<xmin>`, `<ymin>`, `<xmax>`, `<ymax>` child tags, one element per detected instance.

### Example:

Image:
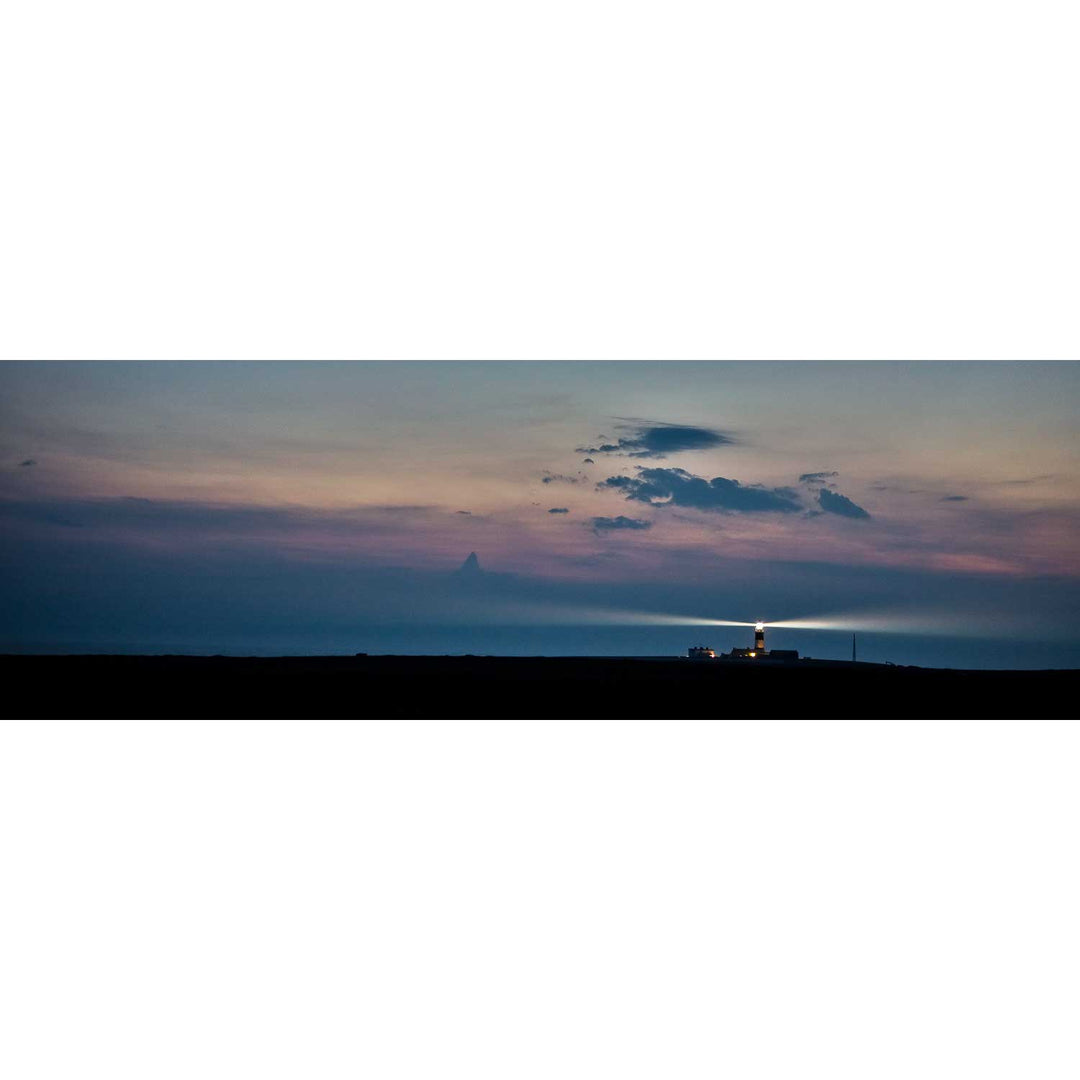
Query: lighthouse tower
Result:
<box><xmin>712</xmin><ymin>619</ymin><xmax>798</xmax><ymax>661</ymax></box>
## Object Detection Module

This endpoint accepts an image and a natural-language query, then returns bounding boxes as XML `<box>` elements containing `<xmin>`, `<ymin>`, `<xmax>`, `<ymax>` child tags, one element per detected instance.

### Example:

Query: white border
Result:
<box><xmin>3</xmin><ymin>718</ymin><xmax>1079</xmax><ymax>1078</ymax></box>
<box><xmin>2</xmin><ymin>1</ymin><xmax>1078</xmax><ymax>359</ymax></box>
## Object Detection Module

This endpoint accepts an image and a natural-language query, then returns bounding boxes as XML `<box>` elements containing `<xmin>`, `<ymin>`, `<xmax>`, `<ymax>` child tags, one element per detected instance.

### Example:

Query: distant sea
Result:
<box><xmin>3</xmin><ymin>627</ymin><xmax>1078</xmax><ymax>670</ymax></box>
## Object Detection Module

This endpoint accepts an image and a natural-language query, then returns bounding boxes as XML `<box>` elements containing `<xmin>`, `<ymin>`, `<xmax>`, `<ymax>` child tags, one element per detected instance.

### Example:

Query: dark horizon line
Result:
<box><xmin>4</xmin><ymin>651</ymin><xmax>1078</xmax><ymax>674</ymax></box>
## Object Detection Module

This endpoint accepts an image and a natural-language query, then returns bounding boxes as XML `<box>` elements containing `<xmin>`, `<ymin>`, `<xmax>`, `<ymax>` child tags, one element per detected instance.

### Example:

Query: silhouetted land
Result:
<box><xmin>4</xmin><ymin>655</ymin><xmax>1076</xmax><ymax>718</ymax></box>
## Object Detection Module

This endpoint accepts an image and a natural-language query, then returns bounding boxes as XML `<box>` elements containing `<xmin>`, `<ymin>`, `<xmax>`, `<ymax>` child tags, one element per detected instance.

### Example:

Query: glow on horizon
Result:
<box><xmin>744</xmin><ymin>610</ymin><xmax>1048</xmax><ymax>638</ymax></box>
<box><xmin>463</xmin><ymin>604</ymin><xmax>760</xmax><ymax>628</ymax></box>
<box><xmin>475</xmin><ymin>605</ymin><xmax>1036</xmax><ymax>637</ymax></box>
<box><xmin>534</xmin><ymin>608</ymin><xmax>1056</xmax><ymax>640</ymax></box>
<box><xmin>539</xmin><ymin>609</ymin><xmax>758</xmax><ymax>628</ymax></box>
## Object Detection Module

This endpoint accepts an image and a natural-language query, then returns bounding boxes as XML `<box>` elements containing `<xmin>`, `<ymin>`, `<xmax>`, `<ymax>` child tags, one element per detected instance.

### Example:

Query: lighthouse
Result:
<box><xmin>710</xmin><ymin>620</ymin><xmax>798</xmax><ymax>662</ymax></box>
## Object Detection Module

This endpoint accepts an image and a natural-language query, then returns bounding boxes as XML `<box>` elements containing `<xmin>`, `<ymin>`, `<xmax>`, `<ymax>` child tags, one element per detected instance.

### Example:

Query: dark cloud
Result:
<box><xmin>599</xmin><ymin>467</ymin><xmax>803</xmax><ymax>514</ymax></box>
<box><xmin>576</xmin><ymin>421</ymin><xmax>733</xmax><ymax>460</ymax></box>
<box><xmin>591</xmin><ymin>515</ymin><xmax>652</xmax><ymax>532</ymax></box>
<box><xmin>457</xmin><ymin>551</ymin><xmax>482</xmax><ymax>575</ymax></box>
<box><xmin>995</xmin><ymin>475</ymin><xmax>1055</xmax><ymax>486</ymax></box>
<box><xmin>456</xmin><ymin>510</ymin><xmax>472</xmax><ymax>515</ymax></box>
<box><xmin>941</xmin><ymin>495</ymin><xmax>969</xmax><ymax>502</ymax></box>
<box><xmin>817</xmin><ymin>489</ymin><xmax>871</xmax><ymax>519</ymax></box>
<box><xmin>582</xmin><ymin>458</ymin><xmax>595</xmax><ymax>464</ymax></box>
<box><xmin>548</xmin><ymin>507</ymin><xmax>569</xmax><ymax>514</ymax></box>
<box><xmin>18</xmin><ymin>459</ymin><xmax>37</xmax><ymax>468</ymax></box>
<box><xmin>799</xmin><ymin>471</ymin><xmax>838</xmax><ymax>484</ymax></box>
<box><xmin>1</xmin><ymin>504</ymin><xmax>85</xmax><ymax>527</ymax></box>
<box><xmin>0</xmin><ymin>496</ymin><xmax>445</xmax><ymax>540</ymax></box>
<box><xmin>541</xmin><ymin>472</ymin><xmax>582</xmax><ymax>485</ymax></box>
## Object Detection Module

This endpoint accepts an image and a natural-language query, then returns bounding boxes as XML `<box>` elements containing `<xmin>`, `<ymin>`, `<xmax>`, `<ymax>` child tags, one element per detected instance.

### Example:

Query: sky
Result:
<box><xmin>1</xmin><ymin>361</ymin><xmax>1078</xmax><ymax>667</ymax></box>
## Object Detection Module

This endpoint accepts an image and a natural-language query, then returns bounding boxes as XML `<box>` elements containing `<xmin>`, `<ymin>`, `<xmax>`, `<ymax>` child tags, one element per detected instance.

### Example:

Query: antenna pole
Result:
<box><xmin>852</xmin><ymin>633</ymin><xmax>856</xmax><ymax>663</ymax></box>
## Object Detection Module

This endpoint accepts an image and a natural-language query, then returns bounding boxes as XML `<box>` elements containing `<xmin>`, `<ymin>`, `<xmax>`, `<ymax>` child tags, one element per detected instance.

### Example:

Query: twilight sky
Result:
<box><xmin>2</xmin><ymin>361</ymin><xmax>1078</xmax><ymax>666</ymax></box>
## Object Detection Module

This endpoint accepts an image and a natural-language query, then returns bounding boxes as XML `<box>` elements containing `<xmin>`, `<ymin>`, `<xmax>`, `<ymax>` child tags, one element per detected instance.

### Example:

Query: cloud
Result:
<box><xmin>599</xmin><ymin>467</ymin><xmax>803</xmax><ymax>514</ymax></box>
<box><xmin>817</xmin><ymin>489</ymin><xmax>871</xmax><ymax>519</ymax></box>
<box><xmin>576</xmin><ymin>421</ymin><xmax>733</xmax><ymax>459</ymax></box>
<box><xmin>18</xmin><ymin>459</ymin><xmax>36</xmax><ymax>468</ymax></box>
<box><xmin>0</xmin><ymin>496</ymin><xmax>454</xmax><ymax>546</ymax></box>
<box><xmin>548</xmin><ymin>507</ymin><xmax>569</xmax><ymax>514</ymax></box>
<box><xmin>456</xmin><ymin>510</ymin><xmax>473</xmax><ymax>515</ymax></box>
<box><xmin>591</xmin><ymin>515</ymin><xmax>652</xmax><ymax>532</ymax></box>
<box><xmin>995</xmin><ymin>474</ymin><xmax>1055</xmax><ymax>486</ymax></box>
<box><xmin>941</xmin><ymin>495</ymin><xmax>969</xmax><ymax>502</ymax></box>
<box><xmin>799</xmin><ymin>471</ymin><xmax>838</xmax><ymax>484</ymax></box>
<box><xmin>457</xmin><ymin>551</ymin><xmax>482</xmax><ymax>575</ymax></box>
<box><xmin>542</xmin><ymin>472</ymin><xmax>582</xmax><ymax>485</ymax></box>
<box><xmin>582</xmin><ymin>458</ymin><xmax>595</xmax><ymax>464</ymax></box>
